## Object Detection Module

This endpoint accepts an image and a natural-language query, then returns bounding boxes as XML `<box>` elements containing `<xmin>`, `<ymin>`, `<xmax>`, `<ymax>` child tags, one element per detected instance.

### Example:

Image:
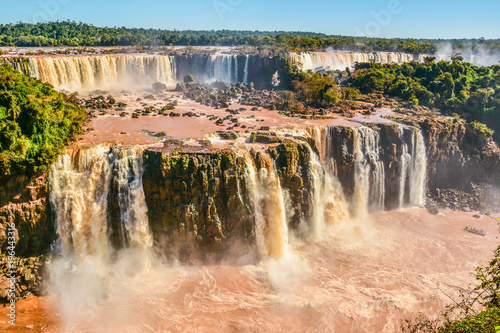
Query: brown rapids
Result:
<box><xmin>1</xmin><ymin>209</ymin><xmax>498</xmax><ymax>333</ymax></box>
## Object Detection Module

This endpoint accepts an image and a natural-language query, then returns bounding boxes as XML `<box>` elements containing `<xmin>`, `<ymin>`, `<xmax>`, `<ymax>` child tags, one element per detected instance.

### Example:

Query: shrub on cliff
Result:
<box><xmin>403</xmin><ymin>244</ymin><xmax>500</xmax><ymax>333</ymax></box>
<box><xmin>353</xmin><ymin>60</ymin><xmax>500</xmax><ymax>142</ymax></box>
<box><xmin>470</xmin><ymin>121</ymin><xmax>494</xmax><ymax>138</ymax></box>
<box><xmin>0</xmin><ymin>61</ymin><xmax>86</xmax><ymax>177</ymax></box>
<box><xmin>292</xmin><ymin>72</ymin><xmax>340</xmax><ymax>108</ymax></box>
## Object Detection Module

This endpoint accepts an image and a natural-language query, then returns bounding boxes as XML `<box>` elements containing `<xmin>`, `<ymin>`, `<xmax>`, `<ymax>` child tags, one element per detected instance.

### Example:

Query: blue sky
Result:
<box><xmin>0</xmin><ymin>0</ymin><xmax>499</xmax><ymax>39</ymax></box>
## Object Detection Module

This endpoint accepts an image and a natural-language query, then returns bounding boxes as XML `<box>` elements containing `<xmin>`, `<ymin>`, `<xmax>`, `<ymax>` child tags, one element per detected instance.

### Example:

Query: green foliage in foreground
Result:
<box><xmin>353</xmin><ymin>60</ymin><xmax>500</xmax><ymax>141</ymax></box>
<box><xmin>0</xmin><ymin>61</ymin><xmax>86</xmax><ymax>177</ymax></box>
<box><xmin>403</xmin><ymin>245</ymin><xmax>500</xmax><ymax>333</ymax></box>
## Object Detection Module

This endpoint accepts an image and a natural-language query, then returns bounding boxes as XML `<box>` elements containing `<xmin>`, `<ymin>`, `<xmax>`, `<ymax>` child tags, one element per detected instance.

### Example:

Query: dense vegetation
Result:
<box><xmin>0</xmin><ymin>61</ymin><xmax>86</xmax><ymax>177</ymax></box>
<box><xmin>353</xmin><ymin>59</ymin><xmax>500</xmax><ymax>141</ymax></box>
<box><xmin>1</xmin><ymin>21</ymin><xmax>499</xmax><ymax>54</ymax></box>
<box><xmin>404</xmin><ymin>244</ymin><xmax>500</xmax><ymax>333</ymax></box>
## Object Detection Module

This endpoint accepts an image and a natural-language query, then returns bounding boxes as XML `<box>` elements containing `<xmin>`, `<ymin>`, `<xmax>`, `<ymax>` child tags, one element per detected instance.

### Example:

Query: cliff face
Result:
<box><xmin>1</xmin><ymin>118</ymin><xmax>500</xmax><ymax>300</ymax></box>
<box><xmin>174</xmin><ymin>54</ymin><xmax>284</xmax><ymax>90</ymax></box>
<box><xmin>0</xmin><ymin>174</ymin><xmax>54</xmax><ymax>257</ymax></box>
<box><xmin>0</xmin><ymin>174</ymin><xmax>53</xmax><ymax>302</ymax></box>
<box><xmin>422</xmin><ymin>118</ymin><xmax>500</xmax><ymax>188</ymax></box>
<box><xmin>3</xmin><ymin>119</ymin><xmax>500</xmax><ymax>261</ymax></box>
<box><xmin>402</xmin><ymin>116</ymin><xmax>500</xmax><ymax>211</ymax></box>
<box><xmin>141</xmin><ymin>138</ymin><xmax>314</xmax><ymax>258</ymax></box>
<box><xmin>142</xmin><ymin>144</ymin><xmax>251</xmax><ymax>258</ymax></box>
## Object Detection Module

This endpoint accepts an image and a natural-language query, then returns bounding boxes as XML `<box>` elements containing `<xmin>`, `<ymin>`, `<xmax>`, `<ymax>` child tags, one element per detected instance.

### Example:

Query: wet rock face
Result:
<box><xmin>174</xmin><ymin>54</ymin><xmax>285</xmax><ymax>90</ymax></box>
<box><xmin>325</xmin><ymin>126</ymin><xmax>356</xmax><ymax>199</ymax></box>
<box><xmin>141</xmin><ymin>138</ymin><xmax>315</xmax><ymax>256</ymax></box>
<box><xmin>378</xmin><ymin>124</ymin><xmax>405</xmax><ymax>210</ymax></box>
<box><xmin>0</xmin><ymin>175</ymin><xmax>53</xmax><ymax>303</ymax></box>
<box><xmin>401</xmin><ymin>116</ymin><xmax>500</xmax><ymax>212</ymax></box>
<box><xmin>0</xmin><ymin>255</ymin><xmax>46</xmax><ymax>303</ymax></box>
<box><xmin>142</xmin><ymin>146</ymin><xmax>253</xmax><ymax>258</ymax></box>
<box><xmin>0</xmin><ymin>175</ymin><xmax>54</xmax><ymax>257</ymax></box>
<box><xmin>267</xmin><ymin>140</ymin><xmax>314</xmax><ymax>229</ymax></box>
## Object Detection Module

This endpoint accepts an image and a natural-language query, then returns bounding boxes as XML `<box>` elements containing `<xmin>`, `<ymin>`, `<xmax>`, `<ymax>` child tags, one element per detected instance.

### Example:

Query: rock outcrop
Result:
<box><xmin>400</xmin><ymin>115</ymin><xmax>500</xmax><ymax>212</ymax></box>
<box><xmin>0</xmin><ymin>174</ymin><xmax>53</xmax><ymax>302</ymax></box>
<box><xmin>141</xmin><ymin>137</ymin><xmax>315</xmax><ymax>257</ymax></box>
<box><xmin>142</xmin><ymin>142</ymin><xmax>252</xmax><ymax>259</ymax></box>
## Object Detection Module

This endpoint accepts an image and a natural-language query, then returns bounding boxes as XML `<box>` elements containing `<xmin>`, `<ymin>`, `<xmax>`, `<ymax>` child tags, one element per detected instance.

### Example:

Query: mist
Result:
<box><xmin>435</xmin><ymin>43</ymin><xmax>500</xmax><ymax>66</ymax></box>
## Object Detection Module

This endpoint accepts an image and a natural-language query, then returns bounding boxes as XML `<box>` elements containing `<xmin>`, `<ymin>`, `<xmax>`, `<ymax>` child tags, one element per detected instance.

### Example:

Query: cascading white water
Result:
<box><xmin>290</xmin><ymin>51</ymin><xmax>417</xmax><ymax>72</ymax></box>
<box><xmin>242</xmin><ymin>151</ymin><xmax>289</xmax><ymax>259</ymax></box>
<box><xmin>398</xmin><ymin>141</ymin><xmax>410</xmax><ymax>208</ymax></box>
<box><xmin>318</xmin><ymin>124</ymin><xmax>426</xmax><ymax>214</ymax></box>
<box><xmin>110</xmin><ymin>147</ymin><xmax>152</xmax><ymax>249</ymax></box>
<box><xmin>353</xmin><ymin>127</ymin><xmax>386</xmax><ymax>215</ymax></box>
<box><xmin>290</xmin><ymin>51</ymin><xmax>449</xmax><ymax>73</ymax></box>
<box><xmin>205</xmin><ymin>53</ymin><xmax>239</xmax><ymax>84</ymax></box>
<box><xmin>49</xmin><ymin>145</ymin><xmax>113</xmax><ymax>260</ymax></box>
<box><xmin>243</xmin><ymin>55</ymin><xmax>250</xmax><ymax>85</ymax></box>
<box><xmin>408</xmin><ymin>129</ymin><xmax>427</xmax><ymax>206</ymax></box>
<box><xmin>398</xmin><ymin>127</ymin><xmax>427</xmax><ymax>208</ymax></box>
<box><xmin>308</xmin><ymin>146</ymin><xmax>350</xmax><ymax>236</ymax></box>
<box><xmin>293</xmin><ymin>126</ymin><xmax>349</xmax><ymax>235</ymax></box>
<box><xmin>48</xmin><ymin>144</ymin><xmax>152</xmax><ymax>260</ymax></box>
<box><xmin>26</xmin><ymin>54</ymin><xmax>176</xmax><ymax>91</ymax></box>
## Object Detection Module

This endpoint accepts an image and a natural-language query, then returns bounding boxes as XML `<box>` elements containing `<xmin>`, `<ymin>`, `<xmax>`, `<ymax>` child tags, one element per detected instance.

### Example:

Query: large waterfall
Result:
<box><xmin>22</xmin><ymin>53</ymin><xmax>246</xmax><ymax>90</ymax></box>
<box><xmin>42</xmin><ymin>124</ymin><xmax>434</xmax><ymax>331</ymax></box>
<box><xmin>290</xmin><ymin>51</ymin><xmax>449</xmax><ymax>72</ymax></box>
<box><xmin>47</xmin><ymin>124</ymin><xmax>427</xmax><ymax>261</ymax></box>
<box><xmin>316</xmin><ymin>125</ymin><xmax>426</xmax><ymax>214</ymax></box>
<box><xmin>243</xmin><ymin>151</ymin><xmax>289</xmax><ymax>259</ymax></box>
<box><xmin>205</xmin><ymin>54</ymin><xmax>239</xmax><ymax>84</ymax></box>
<box><xmin>48</xmin><ymin>145</ymin><xmax>152</xmax><ymax>260</ymax></box>
<box><xmin>12</xmin><ymin>50</ymin><xmax>499</xmax><ymax>92</ymax></box>
<box><xmin>25</xmin><ymin>55</ymin><xmax>176</xmax><ymax>92</ymax></box>
<box><xmin>353</xmin><ymin>127</ymin><xmax>386</xmax><ymax>215</ymax></box>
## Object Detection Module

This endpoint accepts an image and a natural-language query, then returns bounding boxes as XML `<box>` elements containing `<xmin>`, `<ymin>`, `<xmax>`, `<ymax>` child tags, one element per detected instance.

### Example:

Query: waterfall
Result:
<box><xmin>205</xmin><ymin>53</ymin><xmax>240</xmax><ymax>84</ymax></box>
<box><xmin>353</xmin><ymin>127</ymin><xmax>385</xmax><ymax>215</ymax></box>
<box><xmin>290</xmin><ymin>50</ymin><xmax>499</xmax><ymax>73</ymax></box>
<box><xmin>290</xmin><ymin>51</ymin><xmax>416</xmax><ymax>72</ymax></box>
<box><xmin>45</xmin><ymin>123</ymin><xmax>427</xmax><ymax>263</ymax></box>
<box><xmin>109</xmin><ymin>147</ymin><xmax>152</xmax><ymax>249</ymax></box>
<box><xmin>308</xmin><ymin>145</ymin><xmax>350</xmax><ymax>236</ymax></box>
<box><xmin>320</xmin><ymin>125</ymin><xmax>426</xmax><ymax>214</ymax></box>
<box><xmin>48</xmin><ymin>144</ymin><xmax>152</xmax><ymax>260</ymax></box>
<box><xmin>399</xmin><ymin>136</ymin><xmax>410</xmax><ymax>208</ymax></box>
<box><xmin>290</xmin><ymin>51</ymin><xmax>446</xmax><ymax>73</ymax></box>
<box><xmin>242</xmin><ymin>151</ymin><xmax>289</xmax><ymax>259</ymax></box>
<box><xmin>398</xmin><ymin>127</ymin><xmax>427</xmax><ymax>208</ymax></box>
<box><xmin>296</xmin><ymin>126</ymin><xmax>349</xmax><ymax>234</ymax></box>
<box><xmin>408</xmin><ymin>129</ymin><xmax>427</xmax><ymax>206</ymax></box>
<box><xmin>25</xmin><ymin>54</ymin><xmax>176</xmax><ymax>91</ymax></box>
<box><xmin>243</xmin><ymin>55</ymin><xmax>250</xmax><ymax>85</ymax></box>
<box><xmin>233</xmin><ymin>55</ymin><xmax>238</xmax><ymax>83</ymax></box>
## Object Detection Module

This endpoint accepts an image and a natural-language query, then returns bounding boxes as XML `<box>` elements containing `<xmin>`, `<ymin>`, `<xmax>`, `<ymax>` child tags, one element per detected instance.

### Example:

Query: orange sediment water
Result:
<box><xmin>1</xmin><ymin>209</ymin><xmax>497</xmax><ymax>333</ymax></box>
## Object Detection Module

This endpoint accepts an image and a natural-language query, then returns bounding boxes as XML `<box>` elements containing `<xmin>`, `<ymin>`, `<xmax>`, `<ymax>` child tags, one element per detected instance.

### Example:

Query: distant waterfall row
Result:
<box><xmin>13</xmin><ymin>50</ymin><xmax>500</xmax><ymax>91</ymax></box>
<box><xmin>289</xmin><ymin>50</ymin><xmax>500</xmax><ymax>73</ymax></box>
<box><xmin>26</xmin><ymin>55</ymin><xmax>177</xmax><ymax>92</ymax></box>
<box><xmin>21</xmin><ymin>53</ymin><xmax>253</xmax><ymax>92</ymax></box>
<box><xmin>47</xmin><ymin>124</ymin><xmax>426</xmax><ymax>261</ymax></box>
<box><xmin>289</xmin><ymin>51</ymin><xmax>448</xmax><ymax>73</ymax></box>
